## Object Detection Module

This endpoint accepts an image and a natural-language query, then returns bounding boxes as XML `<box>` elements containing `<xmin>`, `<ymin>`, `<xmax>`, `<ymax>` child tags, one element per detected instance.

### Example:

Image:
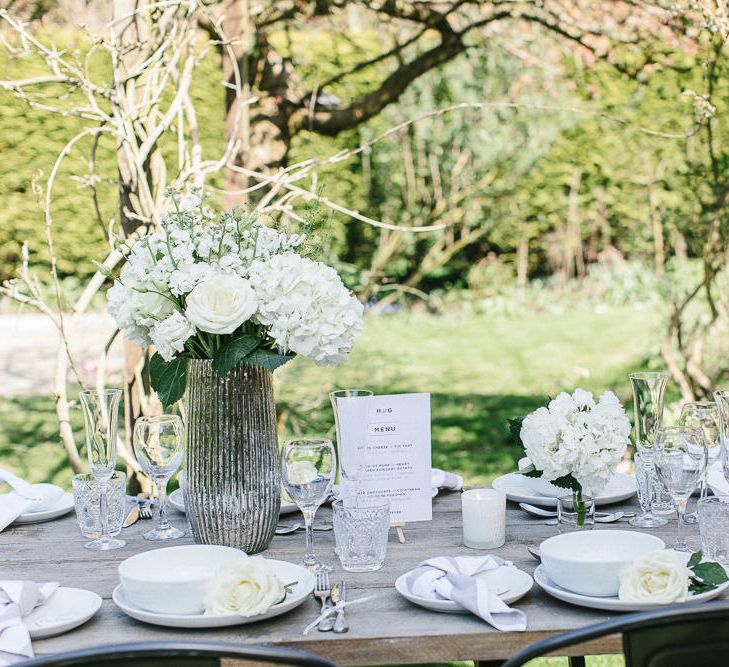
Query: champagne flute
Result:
<box><xmin>281</xmin><ymin>438</ymin><xmax>336</xmax><ymax>572</ymax></box>
<box><xmin>629</xmin><ymin>372</ymin><xmax>669</xmax><ymax>528</ymax></box>
<box><xmin>680</xmin><ymin>401</ymin><xmax>721</xmax><ymax>523</ymax></box>
<box><xmin>133</xmin><ymin>415</ymin><xmax>185</xmax><ymax>541</ymax></box>
<box><xmin>79</xmin><ymin>389</ymin><xmax>125</xmax><ymax>551</ymax></box>
<box><xmin>330</xmin><ymin>389</ymin><xmax>372</xmax><ymax>499</ymax></box>
<box><xmin>654</xmin><ymin>426</ymin><xmax>706</xmax><ymax>551</ymax></box>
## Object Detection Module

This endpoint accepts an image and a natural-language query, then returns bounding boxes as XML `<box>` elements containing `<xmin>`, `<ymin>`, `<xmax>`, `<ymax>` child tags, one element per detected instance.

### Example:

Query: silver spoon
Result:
<box><xmin>275</xmin><ymin>521</ymin><xmax>333</xmax><ymax>535</ymax></box>
<box><xmin>519</xmin><ymin>503</ymin><xmax>635</xmax><ymax>519</ymax></box>
<box><xmin>544</xmin><ymin>511</ymin><xmax>626</xmax><ymax>525</ymax></box>
<box><xmin>527</xmin><ymin>545</ymin><xmax>541</xmax><ymax>562</ymax></box>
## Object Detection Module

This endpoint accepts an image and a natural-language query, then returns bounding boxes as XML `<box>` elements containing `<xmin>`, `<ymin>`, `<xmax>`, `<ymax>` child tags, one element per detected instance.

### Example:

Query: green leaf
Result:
<box><xmin>691</xmin><ymin>562</ymin><xmax>729</xmax><ymax>587</ymax></box>
<box><xmin>550</xmin><ymin>474</ymin><xmax>582</xmax><ymax>493</ymax></box>
<box><xmin>211</xmin><ymin>334</ymin><xmax>260</xmax><ymax>378</ymax></box>
<box><xmin>149</xmin><ymin>353</ymin><xmax>188</xmax><ymax>408</ymax></box>
<box><xmin>507</xmin><ymin>417</ymin><xmax>524</xmax><ymax>445</ymax></box>
<box><xmin>688</xmin><ymin>551</ymin><xmax>703</xmax><ymax>569</ymax></box>
<box><xmin>245</xmin><ymin>348</ymin><xmax>295</xmax><ymax>372</ymax></box>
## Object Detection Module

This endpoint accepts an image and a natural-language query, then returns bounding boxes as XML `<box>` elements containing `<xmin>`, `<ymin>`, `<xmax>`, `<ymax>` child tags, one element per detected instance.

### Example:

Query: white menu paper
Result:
<box><xmin>336</xmin><ymin>392</ymin><xmax>432</xmax><ymax>523</ymax></box>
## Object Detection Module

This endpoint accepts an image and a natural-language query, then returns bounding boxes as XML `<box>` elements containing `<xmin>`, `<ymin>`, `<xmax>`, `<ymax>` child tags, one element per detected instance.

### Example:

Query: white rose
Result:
<box><xmin>203</xmin><ymin>556</ymin><xmax>286</xmax><ymax>617</ymax></box>
<box><xmin>130</xmin><ymin>284</ymin><xmax>176</xmax><ymax>328</ymax></box>
<box><xmin>185</xmin><ymin>274</ymin><xmax>257</xmax><ymax>334</ymax></box>
<box><xmin>149</xmin><ymin>311</ymin><xmax>196</xmax><ymax>362</ymax></box>
<box><xmin>287</xmin><ymin>460</ymin><xmax>318</xmax><ymax>485</ymax></box>
<box><xmin>618</xmin><ymin>550</ymin><xmax>690</xmax><ymax>603</ymax></box>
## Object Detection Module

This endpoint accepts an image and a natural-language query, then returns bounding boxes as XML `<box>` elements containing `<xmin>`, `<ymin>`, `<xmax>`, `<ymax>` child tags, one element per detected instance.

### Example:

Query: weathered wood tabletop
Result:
<box><xmin>4</xmin><ymin>491</ymin><xmax>710</xmax><ymax>665</ymax></box>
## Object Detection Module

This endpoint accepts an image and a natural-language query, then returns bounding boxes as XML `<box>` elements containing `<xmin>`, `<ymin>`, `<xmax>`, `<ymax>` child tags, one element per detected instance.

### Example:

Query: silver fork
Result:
<box><xmin>138</xmin><ymin>500</ymin><xmax>153</xmax><ymax>520</ymax></box>
<box><xmin>333</xmin><ymin>580</ymin><xmax>349</xmax><ymax>634</ymax></box>
<box><xmin>314</xmin><ymin>570</ymin><xmax>333</xmax><ymax>632</ymax></box>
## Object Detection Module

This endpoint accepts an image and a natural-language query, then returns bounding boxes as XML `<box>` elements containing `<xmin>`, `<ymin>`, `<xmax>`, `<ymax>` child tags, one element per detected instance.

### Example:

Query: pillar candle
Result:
<box><xmin>461</xmin><ymin>488</ymin><xmax>506</xmax><ymax>549</ymax></box>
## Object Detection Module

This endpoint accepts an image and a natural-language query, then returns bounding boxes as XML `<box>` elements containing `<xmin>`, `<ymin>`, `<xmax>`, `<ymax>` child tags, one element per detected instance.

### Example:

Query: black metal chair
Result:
<box><xmin>501</xmin><ymin>600</ymin><xmax>729</xmax><ymax>667</ymax></box>
<box><xmin>20</xmin><ymin>641</ymin><xmax>338</xmax><ymax>667</ymax></box>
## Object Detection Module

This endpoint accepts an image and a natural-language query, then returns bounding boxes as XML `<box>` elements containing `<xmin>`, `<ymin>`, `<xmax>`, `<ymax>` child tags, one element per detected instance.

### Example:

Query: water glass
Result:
<box><xmin>79</xmin><ymin>388</ymin><xmax>125</xmax><ymax>550</ymax></box>
<box><xmin>633</xmin><ymin>452</ymin><xmax>674</xmax><ymax>524</ymax></box>
<box><xmin>282</xmin><ymin>438</ymin><xmax>337</xmax><ymax>571</ymax></box>
<box><xmin>133</xmin><ymin>414</ymin><xmax>185</xmax><ymax>541</ymax></box>
<box><xmin>72</xmin><ymin>472</ymin><xmax>126</xmax><ymax>541</ymax></box>
<box><xmin>333</xmin><ymin>498</ymin><xmax>390</xmax><ymax>572</ymax></box>
<box><xmin>557</xmin><ymin>494</ymin><xmax>595</xmax><ymax>532</ymax></box>
<box><xmin>698</xmin><ymin>497</ymin><xmax>729</xmax><ymax>563</ymax></box>
<box><xmin>654</xmin><ymin>426</ymin><xmax>706</xmax><ymax>551</ymax></box>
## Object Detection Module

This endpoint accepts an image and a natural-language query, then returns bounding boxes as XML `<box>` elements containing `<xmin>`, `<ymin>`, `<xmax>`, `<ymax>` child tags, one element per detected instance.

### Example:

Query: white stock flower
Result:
<box><xmin>185</xmin><ymin>274</ymin><xmax>257</xmax><ymax>334</ymax></box>
<box><xmin>286</xmin><ymin>461</ymin><xmax>318</xmax><ymax>485</ymax></box>
<box><xmin>149</xmin><ymin>311</ymin><xmax>196</xmax><ymax>362</ymax></box>
<box><xmin>618</xmin><ymin>550</ymin><xmax>690</xmax><ymax>603</ymax></box>
<box><xmin>130</xmin><ymin>284</ymin><xmax>176</xmax><ymax>328</ymax></box>
<box><xmin>203</xmin><ymin>556</ymin><xmax>286</xmax><ymax>617</ymax></box>
<box><xmin>250</xmin><ymin>253</ymin><xmax>363</xmax><ymax>365</ymax></box>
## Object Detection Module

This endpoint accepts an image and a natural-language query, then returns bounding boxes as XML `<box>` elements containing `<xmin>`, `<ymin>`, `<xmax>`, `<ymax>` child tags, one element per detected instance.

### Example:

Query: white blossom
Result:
<box><xmin>150</xmin><ymin>311</ymin><xmax>196</xmax><ymax>362</ymax></box>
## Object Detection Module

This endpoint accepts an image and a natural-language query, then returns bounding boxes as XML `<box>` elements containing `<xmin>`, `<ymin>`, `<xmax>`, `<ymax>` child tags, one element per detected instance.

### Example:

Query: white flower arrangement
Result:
<box><xmin>106</xmin><ymin>190</ymin><xmax>364</xmax><ymax>405</ymax></box>
<box><xmin>517</xmin><ymin>388</ymin><xmax>631</xmax><ymax>495</ymax></box>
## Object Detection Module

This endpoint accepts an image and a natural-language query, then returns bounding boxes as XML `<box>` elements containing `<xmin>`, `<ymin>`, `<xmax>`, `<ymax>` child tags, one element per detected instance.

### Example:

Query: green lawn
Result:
<box><xmin>0</xmin><ymin>303</ymin><xmax>661</xmax><ymax>489</ymax></box>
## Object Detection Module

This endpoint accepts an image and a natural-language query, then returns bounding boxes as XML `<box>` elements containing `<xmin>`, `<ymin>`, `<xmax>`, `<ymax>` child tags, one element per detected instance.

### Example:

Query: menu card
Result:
<box><xmin>336</xmin><ymin>392</ymin><xmax>432</xmax><ymax>523</ymax></box>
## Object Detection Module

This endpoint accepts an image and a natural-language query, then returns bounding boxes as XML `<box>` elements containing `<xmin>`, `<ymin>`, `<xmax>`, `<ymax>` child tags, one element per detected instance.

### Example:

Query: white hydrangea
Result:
<box><xmin>150</xmin><ymin>311</ymin><xmax>196</xmax><ymax>362</ymax></box>
<box><xmin>249</xmin><ymin>253</ymin><xmax>364</xmax><ymax>365</ymax></box>
<box><xmin>520</xmin><ymin>389</ymin><xmax>630</xmax><ymax>493</ymax></box>
<box><xmin>107</xmin><ymin>196</ymin><xmax>362</xmax><ymax>368</ymax></box>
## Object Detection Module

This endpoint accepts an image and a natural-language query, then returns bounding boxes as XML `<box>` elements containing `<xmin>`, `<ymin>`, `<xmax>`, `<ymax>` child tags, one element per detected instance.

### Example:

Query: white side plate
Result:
<box><xmin>113</xmin><ymin>559</ymin><xmax>313</xmax><ymax>628</ymax></box>
<box><xmin>395</xmin><ymin>566</ymin><xmax>533</xmax><ymax>613</ymax></box>
<box><xmin>492</xmin><ymin>473</ymin><xmax>636</xmax><ymax>508</ymax></box>
<box><xmin>13</xmin><ymin>493</ymin><xmax>74</xmax><ymax>525</ymax></box>
<box><xmin>534</xmin><ymin>564</ymin><xmax>729</xmax><ymax>612</ymax></box>
<box><xmin>25</xmin><ymin>587</ymin><xmax>102</xmax><ymax>639</ymax></box>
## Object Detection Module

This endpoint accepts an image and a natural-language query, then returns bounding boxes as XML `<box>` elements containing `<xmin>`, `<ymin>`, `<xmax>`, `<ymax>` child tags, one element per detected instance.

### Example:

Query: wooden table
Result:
<box><xmin>5</xmin><ymin>492</ymin><xmax>709</xmax><ymax>665</ymax></box>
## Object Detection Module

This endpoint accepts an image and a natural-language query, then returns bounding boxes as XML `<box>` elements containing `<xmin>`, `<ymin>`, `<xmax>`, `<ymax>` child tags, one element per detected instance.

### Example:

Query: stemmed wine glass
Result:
<box><xmin>680</xmin><ymin>401</ymin><xmax>721</xmax><ymax>523</ymax></box>
<box><xmin>133</xmin><ymin>415</ymin><xmax>185</xmax><ymax>541</ymax></box>
<box><xmin>654</xmin><ymin>426</ymin><xmax>706</xmax><ymax>551</ymax></box>
<box><xmin>281</xmin><ymin>438</ymin><xmax>337</xmax><ymax>572</ymax></box>
<box><xmin>714</xmin><ymin>391</ymin><xmax>729</xmax><ymax>488</ymax></box>
<box><xmin>629</xmin><ymin>372</ymin><xmax>669</xmax><ymax>528</ymax></box>
<box><xmin>79</xmin><ymin>389</ymin><xmax>125</xmax><ymax>551</ymax></box>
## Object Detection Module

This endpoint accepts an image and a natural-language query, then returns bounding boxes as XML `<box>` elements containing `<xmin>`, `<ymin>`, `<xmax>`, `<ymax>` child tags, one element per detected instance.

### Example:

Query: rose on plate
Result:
<box><xmin>618</xmin><ymin>549</ymin><xmax>728</xmax><ymax>603</ymax></box>
<box><xmin>287</xmin><ymin>460</ymin><xmax>318</xmax><ymax>485</ymax></box>
<box><xmin>203</xmin><ymin>556</ymin><xmax>294</xmax><ymax>617</ymax></box>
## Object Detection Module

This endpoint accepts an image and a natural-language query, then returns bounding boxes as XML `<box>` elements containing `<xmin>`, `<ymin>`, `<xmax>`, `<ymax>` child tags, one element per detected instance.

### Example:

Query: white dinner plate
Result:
<box><xmin>492</xmin><ymin>473</ymin><xmax>636</xmax><ymax>508</ymax></box>
<box><xmin>167</xmin><ymin>489</ymin><xmax>299</xmax><ymax>517</ymax></box>
<box><xmin>395</xmin><ymin>566</ymin><xmax>533</xmax><ymax>613</ymax></box>
<box><xmin>25</xmin><ymin>587</ymin><xmax>102</xmax><ymax>639</ymax></box>
<box><xmin>12</xmin><ymin>492</ymin><xmax>75</xmax><ymax>525</ymax></box>
<box><xmin>534</xmin><ymin>564</ymin><xmax>729</xmax><ymax>612</ymax></box>
<box><xmin>113</xmin><ymin>559</ymin><xmax>313</xmax><ymax>628</ymax></box>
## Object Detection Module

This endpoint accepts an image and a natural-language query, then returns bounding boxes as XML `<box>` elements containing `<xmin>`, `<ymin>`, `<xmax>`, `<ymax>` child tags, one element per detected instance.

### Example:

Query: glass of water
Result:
<box><xmin>133</xmin><ymin>415</ymin><xmax>185</xmax><ymax>541</ymax></box>
<box><xmin>72</xmin><ymin>471</ymin><xmax>126</xmax><ymax>542</ymax></box>
<box><xmin>333</xmin><ymin>498</ymin><xmax>390</xmax><ymax>571</ymax></box>
<box><xmin>698</xmin><ymin>497</ymin><xmax>729</xmax><ymax>562</ymax></box>
<box><xmin>281</xmin><ymin>438</ymin><xmax>336</xmax><ymax>572</ymax></box>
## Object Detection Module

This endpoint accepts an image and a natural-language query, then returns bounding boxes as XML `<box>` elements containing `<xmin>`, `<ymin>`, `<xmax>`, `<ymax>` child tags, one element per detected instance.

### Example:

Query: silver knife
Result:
<box><xmin>122</xmin><ymin>506</ymin><xmax>140</xmax><ymax>528</ymax></box>
<box><xmin>333</xmin><ymin>581</ymin><xmax>349</xmax><ymax>634</ymax></box>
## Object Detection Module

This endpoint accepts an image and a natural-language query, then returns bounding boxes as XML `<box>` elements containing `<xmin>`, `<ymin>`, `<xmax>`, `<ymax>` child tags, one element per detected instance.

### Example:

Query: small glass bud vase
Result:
<box><xmin>557</xmin><ymin>491</ymin><xmax>595</xmax><ymax>532</ymax></box>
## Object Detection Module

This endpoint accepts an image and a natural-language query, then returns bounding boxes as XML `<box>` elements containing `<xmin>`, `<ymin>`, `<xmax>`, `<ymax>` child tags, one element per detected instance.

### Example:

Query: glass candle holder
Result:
<box><xmin>72</xmin><ymin>471</ymin><xmax>127</xmax><ymax>542</ymax></box>
<box><xmin>461</xmin><ymin>488</ymin><xmax>506</xmax><ymax>549</ymax></box>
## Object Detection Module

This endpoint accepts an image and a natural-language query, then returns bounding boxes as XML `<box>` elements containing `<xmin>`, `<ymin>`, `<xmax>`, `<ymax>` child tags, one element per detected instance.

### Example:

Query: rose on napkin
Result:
<box><xmin>203</xmin><ymin>556</ymin><xmax>286</xmax><ymax>617</ymax></box>
<box><xmin>287</xmin><ymin>461</ymin><xmax>318</xmax><ymax>485</ymax></box>
<box><xmin>618</xmin><ymin>550</ymin><xmax>690</xmax><ymax>603</ymax></box>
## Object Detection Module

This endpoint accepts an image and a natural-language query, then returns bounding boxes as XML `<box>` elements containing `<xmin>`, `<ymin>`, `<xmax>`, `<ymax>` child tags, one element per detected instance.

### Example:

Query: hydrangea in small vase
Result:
<box><xmin>107</xmin><ymin>190</ymin><xmax>363</xmax><ymax>552</ymax></box>
<box><xmin>513</xmin><ymin>389</ymin><xmax>631</xmax><ymax>527</ymax></box>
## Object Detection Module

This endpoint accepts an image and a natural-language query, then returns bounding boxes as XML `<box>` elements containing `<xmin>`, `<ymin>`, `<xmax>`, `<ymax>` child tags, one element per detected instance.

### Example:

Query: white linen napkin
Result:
<box><xmin>0</xmin><ymin>581</ymin><xmax>59</xmax><ymax>665</ymax></box>
<box><xmin>431</xmin><ymin>468</ymin><xmax>463</xmax><ymax>492</ymax></box>
<box><xmin>405</xmin><ymin>556</ymin><xmax>527</xmax><ymax>631</ymax></box>
<box><xmin>0</xmin><ymin>469</ymin><xmax>65</xmax><ymax>532</ymax></box>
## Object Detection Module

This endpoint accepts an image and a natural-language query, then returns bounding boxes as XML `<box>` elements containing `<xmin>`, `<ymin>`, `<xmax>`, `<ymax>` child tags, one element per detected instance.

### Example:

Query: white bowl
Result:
<box><xmin>118</xmin><ymin>545</ymin><xmax>243</xmax><ymax>615</ymax></box>
<box><xmin>540</xmin><ymin>530</ymin><xmax>665</xmax><ymax>597</ymax></box>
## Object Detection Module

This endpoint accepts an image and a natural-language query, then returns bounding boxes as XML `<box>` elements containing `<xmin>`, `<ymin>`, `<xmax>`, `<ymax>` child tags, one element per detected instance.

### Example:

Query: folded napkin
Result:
<box><xmin>406</xmin><ymin>556</ymin><xmax>527</xmax><ymax>631</ymax></box>
<box><xmin>0</xmin><ymin>469</ymin><xmax>65</xmax><ymax>532</ymax></box>
<box><xmin>0</xmin><ymin>581</ymin><xmax>59</xmax><ymax>665</ymax></box>
<box><xmin>431</xmin><ymin>468</ymin><xmax>463</xmax><ymax>491</ymax></box>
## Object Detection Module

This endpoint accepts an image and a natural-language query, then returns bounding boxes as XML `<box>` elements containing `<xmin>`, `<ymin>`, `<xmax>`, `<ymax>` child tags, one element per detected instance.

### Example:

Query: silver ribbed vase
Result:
<box><xmin>183</xmin><ymin>359</ymin><xmax>280</xmax><ymax>553</ymax></box>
